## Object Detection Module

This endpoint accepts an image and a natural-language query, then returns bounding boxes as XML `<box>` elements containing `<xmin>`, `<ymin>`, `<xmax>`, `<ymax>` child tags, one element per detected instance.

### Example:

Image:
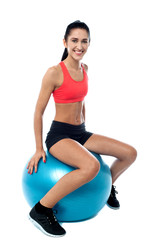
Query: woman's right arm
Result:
<box><xmin>27</xmin><ymin>67</ymin><xmax>58</xmax><ymax>174</ymax></box>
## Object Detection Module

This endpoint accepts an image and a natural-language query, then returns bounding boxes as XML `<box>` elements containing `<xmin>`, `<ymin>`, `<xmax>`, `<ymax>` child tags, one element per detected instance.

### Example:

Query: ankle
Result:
<box><xmin>35</xmin><ymin>201</ymin><xmax>52</xmax><ymax>214</ymax></box>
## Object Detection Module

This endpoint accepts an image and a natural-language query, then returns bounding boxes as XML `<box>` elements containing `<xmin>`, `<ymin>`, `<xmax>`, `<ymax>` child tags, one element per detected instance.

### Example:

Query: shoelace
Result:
<box><xmin>47</xmin><ymin>213</ymin><xmax>58</xmax><ymax>225</ymax></box>
<box><xmin>41</xmin><ymin>209</ymin><xmax>58</xmax><ymax>226</ymax></box>
<box><xmin>111</xmin><ymin>185</ymin><xmax>118</xmax><ymax>199</ymax></box>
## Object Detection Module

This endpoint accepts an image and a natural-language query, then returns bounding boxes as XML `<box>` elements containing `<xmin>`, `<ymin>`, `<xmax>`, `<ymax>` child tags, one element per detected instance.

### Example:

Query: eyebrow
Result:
<box><xmin>71</xmin><ymin>37</ymin><xmax>88</xmax><ymax>41</ymax></box>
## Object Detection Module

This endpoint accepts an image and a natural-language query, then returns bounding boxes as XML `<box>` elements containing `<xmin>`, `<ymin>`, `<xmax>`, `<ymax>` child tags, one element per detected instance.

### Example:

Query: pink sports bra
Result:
<box><xmin>53</xmin><ymin>61</ymin><xmax>88</xmax><ymax>103</ymax></box>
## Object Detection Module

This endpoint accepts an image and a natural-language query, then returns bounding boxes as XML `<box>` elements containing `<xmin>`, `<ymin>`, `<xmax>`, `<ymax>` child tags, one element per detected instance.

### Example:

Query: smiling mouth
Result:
<box><xmin>74</xmin><ymin>50</ymin><xmax>84</xmax><ymax>55</ymax></box>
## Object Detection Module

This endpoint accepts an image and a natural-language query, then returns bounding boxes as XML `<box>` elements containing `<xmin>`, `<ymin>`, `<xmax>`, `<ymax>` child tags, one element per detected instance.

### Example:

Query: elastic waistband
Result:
<box><xmin>51</xmin><ymin>120</ymin><xmax>85</xmax><ymax>132</ymax></box>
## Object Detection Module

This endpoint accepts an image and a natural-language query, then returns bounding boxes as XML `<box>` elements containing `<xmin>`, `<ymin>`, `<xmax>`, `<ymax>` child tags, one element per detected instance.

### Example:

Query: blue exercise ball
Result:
<box><xmin>22</xmin><ymin>151</ymin><xmax>112</xmax><ymax>222</ymax></box>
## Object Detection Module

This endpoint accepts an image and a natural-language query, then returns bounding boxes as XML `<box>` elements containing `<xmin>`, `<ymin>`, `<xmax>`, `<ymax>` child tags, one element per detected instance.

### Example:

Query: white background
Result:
<box><xmin>0</xmin><ymin>0</ymin><xmax>160</xmax><ymax>239</ymax></box>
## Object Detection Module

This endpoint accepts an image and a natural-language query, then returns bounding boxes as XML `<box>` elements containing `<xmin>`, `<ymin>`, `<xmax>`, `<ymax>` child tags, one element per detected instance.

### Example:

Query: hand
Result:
<box><xmin>27</xmin><ymin>149</ymin><xmax>46</xmax><ymax>174</ymax></box>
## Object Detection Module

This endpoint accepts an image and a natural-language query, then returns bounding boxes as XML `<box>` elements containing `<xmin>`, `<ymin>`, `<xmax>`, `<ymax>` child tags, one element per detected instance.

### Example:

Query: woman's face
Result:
<box><xmin>63</xmin><ymin>28</ymin><xmax>90</xmax><ymax>61</ymax></box>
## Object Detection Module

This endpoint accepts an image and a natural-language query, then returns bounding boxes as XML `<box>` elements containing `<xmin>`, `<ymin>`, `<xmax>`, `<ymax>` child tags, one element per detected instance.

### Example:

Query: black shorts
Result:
<box><xmin>45</xmin><ymin>120</ymin><xmax>93</xmax><ymax>151</ymax></box>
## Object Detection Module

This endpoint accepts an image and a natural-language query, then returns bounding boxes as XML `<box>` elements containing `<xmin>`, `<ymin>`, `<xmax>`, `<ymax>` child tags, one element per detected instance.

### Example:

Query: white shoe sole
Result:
<box><xmin>106</xmin><ymin>203</ymin><xmax>120</xmax><ymax>210</ymax></box>
<box><xmin>28</xmin><ymin>214</ymin><xmax>66</xmax><ymax>238</ymax></box>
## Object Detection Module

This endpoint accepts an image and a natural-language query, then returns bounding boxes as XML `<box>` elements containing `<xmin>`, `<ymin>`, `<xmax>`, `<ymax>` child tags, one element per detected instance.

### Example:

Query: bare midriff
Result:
<box><xmin>54</xmin><ymin>101</ymin><xmax>85</xmax><ymax>125</ymax></box>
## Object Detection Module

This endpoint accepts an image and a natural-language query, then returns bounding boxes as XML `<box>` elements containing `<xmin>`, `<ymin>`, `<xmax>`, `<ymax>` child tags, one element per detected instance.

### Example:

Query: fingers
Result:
<box><xmin>27</xmin><ymin>159</ymin><xmax>36</xmax><ymax>175</ymax></box>
<box><xmin>34</xmin><ymin>160</ymin><xmax>38</xmax><ymax>173</ymax></box>
<box><xmin>27</xmin><ymin>161</ymin><xmax>34</xmax><ymax>175</ymax></box>
<box><xmin>27</xmin><ymin>150</ymin><xmax>46</xmax><ymax>175</ymax></box>
<box><xmin>43</xmin><ymin>152</ymin><xmax>46</xmax><ymax>163</ymax></box>
<box><xmin>27</xmin><ymin>162</ymin><xmax>29</xmax><ymax>169</ymax></box>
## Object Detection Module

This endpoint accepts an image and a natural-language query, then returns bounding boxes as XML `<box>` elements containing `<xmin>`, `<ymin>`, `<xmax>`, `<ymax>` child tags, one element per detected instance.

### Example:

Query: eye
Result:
<box><xmin>82</xmin><ymin>40</ymin><xmax>88</xmax><ymax>43</ymax></box>
<box><xmin>72</xmin><ymin>39</ymin><xmax>77</xmax><ymax>43</ymax></box>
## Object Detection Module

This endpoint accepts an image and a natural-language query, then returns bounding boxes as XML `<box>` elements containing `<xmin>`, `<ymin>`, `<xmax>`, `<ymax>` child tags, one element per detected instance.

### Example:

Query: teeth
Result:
<box><xmin>75</xmin><ymin>52</ymin><xmax>83</xmax><ymax>54</ymax></box>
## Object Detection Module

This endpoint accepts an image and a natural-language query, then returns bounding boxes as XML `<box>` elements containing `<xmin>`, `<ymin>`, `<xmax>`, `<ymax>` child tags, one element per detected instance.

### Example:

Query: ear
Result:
<box><xmin>63</xmin><ymin>39</ymin><xmax>67</xmax><ymax>48</ymax></box>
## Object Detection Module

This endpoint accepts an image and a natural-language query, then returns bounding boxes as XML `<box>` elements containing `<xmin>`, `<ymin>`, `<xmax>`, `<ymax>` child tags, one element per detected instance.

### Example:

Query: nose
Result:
<box><xmin>76</xmin><ymin>41</ymin><xmax>83</xmax><ymax>50</ymax></box>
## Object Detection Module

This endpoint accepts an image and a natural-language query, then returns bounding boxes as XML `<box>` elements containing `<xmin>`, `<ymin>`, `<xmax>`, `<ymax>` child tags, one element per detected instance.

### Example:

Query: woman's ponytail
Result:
<box><xmin>61</xmin><ymin>48</ymin><xmax>68</xmax><ymax>61</ymax></box>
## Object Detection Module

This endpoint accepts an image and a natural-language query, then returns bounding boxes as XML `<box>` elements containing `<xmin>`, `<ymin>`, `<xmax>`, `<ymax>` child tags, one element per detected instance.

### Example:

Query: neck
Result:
<box><xmin>64</xmin><ymin>55</ymin><xmax>81</xmax><ymax>70</ymax></box>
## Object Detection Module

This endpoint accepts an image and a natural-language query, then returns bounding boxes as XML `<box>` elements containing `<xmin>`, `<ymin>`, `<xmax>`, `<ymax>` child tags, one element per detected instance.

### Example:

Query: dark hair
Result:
<box><xmin>61</xmin><ymin>20</ymin><xmax>90</xmax><ymax>61</ymax></box>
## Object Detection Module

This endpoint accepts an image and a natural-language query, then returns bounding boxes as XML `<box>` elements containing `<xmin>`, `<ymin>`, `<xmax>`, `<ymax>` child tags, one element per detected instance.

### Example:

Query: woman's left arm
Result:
<box><xmin>82</xmin><ymin>63</ymin><xmax>88</xmax><ymax>122</ymax></box>
<box><xmin>82</xmin><ymin>101</ymin><xmax>85</xmax><ymax>122</ymax></box>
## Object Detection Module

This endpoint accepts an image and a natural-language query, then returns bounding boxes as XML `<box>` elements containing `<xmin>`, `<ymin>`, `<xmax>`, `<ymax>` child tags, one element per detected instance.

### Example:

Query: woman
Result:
<box><xmin>27</xmin><ymin>20</ymin><xmax>137</xmax><ymax>237</ymax></box>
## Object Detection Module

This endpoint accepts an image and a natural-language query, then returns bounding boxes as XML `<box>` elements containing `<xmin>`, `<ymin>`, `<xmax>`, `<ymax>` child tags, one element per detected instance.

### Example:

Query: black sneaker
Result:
<box><xmin>29</xmin><ymin>205</ymin><xmax>66</xmax><ymax>237</ymax></box>
<box><xmin>107</xmin><ymin>185</ymin><xmax>120</xmax><ymax>210</ymax></box>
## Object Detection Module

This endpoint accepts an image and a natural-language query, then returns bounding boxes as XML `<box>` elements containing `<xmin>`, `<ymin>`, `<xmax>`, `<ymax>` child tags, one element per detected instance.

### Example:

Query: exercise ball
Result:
<box><xmin>22</xmin><ymin>151</ymin><xmax>112</xmax><ymax>222</ymax></box>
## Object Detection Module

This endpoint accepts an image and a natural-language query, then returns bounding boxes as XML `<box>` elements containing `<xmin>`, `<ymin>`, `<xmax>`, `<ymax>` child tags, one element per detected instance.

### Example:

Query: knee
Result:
<box><xmin>90</xmin><ymin>160</ymin><xmax>101</xmax><ymax>177</ymax></box>
<box><xmin>126</xmin><ymin>146</ymin><xmax>137</xmax><ymax>164</ymax></box>
<box><xmin>82</xmin><ymin>159</ymin><xmax>100</xmax><ymax>182</ymax></box>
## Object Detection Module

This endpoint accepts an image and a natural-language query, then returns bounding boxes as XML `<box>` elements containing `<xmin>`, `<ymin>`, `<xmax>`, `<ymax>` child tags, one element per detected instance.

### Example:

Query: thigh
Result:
<box><xmin>83</xmin><ymin>133</ymin><xmax>135</xmax><ymax>160</ymax></box>
<box><xmin>49</xmin><ymin>138</ymin><xmax>98</xmax><ymax>169</ymax></box>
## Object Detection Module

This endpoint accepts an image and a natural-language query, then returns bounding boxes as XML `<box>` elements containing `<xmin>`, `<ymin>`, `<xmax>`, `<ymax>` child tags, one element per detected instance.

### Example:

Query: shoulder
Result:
<box><xmin>45</xmin><ymin>64</ymin><xmax>61</xmax><ymax>79</ymax></box>
<box><xmin>42</xmin><ymin>63</ymin><xmax>62</xmax><ymax>87</ymax></box>
<box><xmin>82</xmin><ymin>63</ymin><xmax>88</xmax><ymax>73</ymax></box>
